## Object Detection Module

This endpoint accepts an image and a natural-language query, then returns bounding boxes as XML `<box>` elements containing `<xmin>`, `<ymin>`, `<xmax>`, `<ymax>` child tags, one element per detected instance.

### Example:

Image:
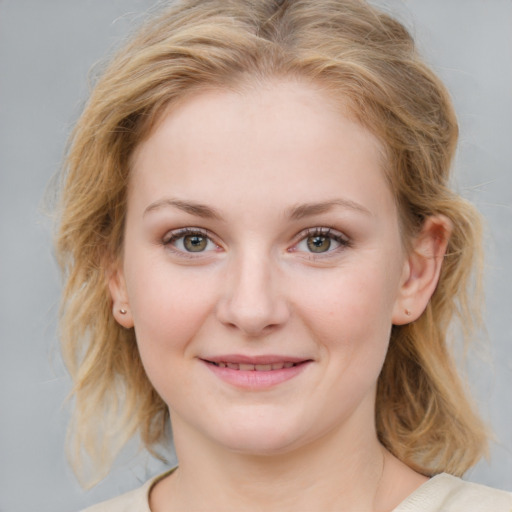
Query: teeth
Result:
<box><xmin>210</xmin><ymin>361</ymin><xmax>299</xmax><ymax>370</ymax></box>
<box><xmin>255</xmin><ymin>364</ymin><xmax>272</xmax><ymax>371</ymax></box>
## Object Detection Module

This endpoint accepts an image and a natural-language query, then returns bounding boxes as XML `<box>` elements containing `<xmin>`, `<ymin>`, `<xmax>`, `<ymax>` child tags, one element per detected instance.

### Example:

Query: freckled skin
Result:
<box><xmin>106</xmin><ymin>73</ymin><xmax>458</xmax><ymax>510</ymax></box>
<box><xmin>113</xmin><ymin>80</ymin><xmax>410</xmax><ymax>456</ymax></box>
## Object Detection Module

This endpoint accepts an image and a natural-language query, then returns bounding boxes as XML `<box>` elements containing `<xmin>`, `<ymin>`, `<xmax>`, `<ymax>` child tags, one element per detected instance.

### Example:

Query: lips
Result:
<box><xmin>201</xmin><ymin>355</ymin><xmax>312</xmax><ymax>388</ymax></box>
<box><xmin>202</xmin><ymin>354</ymin><xmax>310</xmax><ymax>370</ymax></box>
<box><xmin>208</xmin><ymin>361</ymin><xmax>297</xmax><ymax>371</ymax></box>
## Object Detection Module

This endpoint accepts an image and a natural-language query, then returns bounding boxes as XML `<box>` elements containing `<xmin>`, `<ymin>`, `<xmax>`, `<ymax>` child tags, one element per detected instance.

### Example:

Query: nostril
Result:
<box><xmin>214</xmin><ymin>266</ymin><xmax>291</xmax><ymax>335</ymax></box>
<box><xmin>216</xmin><ymin>298</ymin><xmax>288</xmax><ymax>336</ymax></box>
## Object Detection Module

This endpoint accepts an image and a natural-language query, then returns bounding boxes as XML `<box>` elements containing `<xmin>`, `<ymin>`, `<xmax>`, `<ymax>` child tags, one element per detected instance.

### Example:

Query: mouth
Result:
<box><xmin>200</xmin><ymin>355</ymin><xmax>312</xmax><ymax>389</ymax></box>
<box><xmin>206</xmin><ymin>361</ymin><xmax>300</xmax><ymax>371</ymax></box>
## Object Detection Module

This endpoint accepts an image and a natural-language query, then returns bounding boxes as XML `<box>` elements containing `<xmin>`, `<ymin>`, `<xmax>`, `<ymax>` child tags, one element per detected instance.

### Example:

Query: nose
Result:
<box><xmin>215</xmin><ymin>250</ymin><xmax>290</xmax><ymax>337</ymax></box>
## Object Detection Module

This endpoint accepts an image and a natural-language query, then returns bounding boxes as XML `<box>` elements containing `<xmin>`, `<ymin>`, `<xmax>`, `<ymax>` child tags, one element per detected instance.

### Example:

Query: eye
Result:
<box><xmin>306</xmin><ymin>234</ymin><xmax>333</xmax><ymax>253</ymax></box>
<box><xmin>294</xmin><ymin>228</ymin><xmax>349</xmax><ymax>254</ymax></box>
<box><xmin>163</xmin><ymin>228</ymin><xmax>219</xmax><ymax>254</ymax></box>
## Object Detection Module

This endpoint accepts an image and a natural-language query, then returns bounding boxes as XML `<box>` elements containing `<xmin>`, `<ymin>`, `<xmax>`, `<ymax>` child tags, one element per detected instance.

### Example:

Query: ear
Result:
<box><xmin>108</xmin><ymin>262</ymin><xmax>134</xmax><ymax>329</ymax></box>
<box><xmin>392</xmin><ymin>215</ymin><xmax>452</xmax><ymax>325</ymax></box>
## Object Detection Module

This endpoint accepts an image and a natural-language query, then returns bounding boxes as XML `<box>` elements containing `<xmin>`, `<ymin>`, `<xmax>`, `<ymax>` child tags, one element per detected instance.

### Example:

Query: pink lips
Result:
<box><xmin>201</xmin><ymin>354</ymin><xmax>311</xmax><ymax>389</ymax></box>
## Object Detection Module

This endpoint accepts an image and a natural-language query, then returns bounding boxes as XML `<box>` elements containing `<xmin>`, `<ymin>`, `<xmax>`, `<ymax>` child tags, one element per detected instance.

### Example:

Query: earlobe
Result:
<box><xmin>392</xmin><ymin>215</ymin><xmax>452</xmax><ymax>325</ymax></box>
<box><xmin>108</xmin><ymin>265</ymin><xmax>134</xmax><ymax>329</ymax></box>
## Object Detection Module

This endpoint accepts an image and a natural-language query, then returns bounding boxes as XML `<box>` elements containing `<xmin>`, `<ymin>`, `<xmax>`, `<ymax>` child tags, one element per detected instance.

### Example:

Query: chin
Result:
<box><xmin>204</xmin><ymin>415</ymin><xmax>314</xmax><ymax>457</ymax></box>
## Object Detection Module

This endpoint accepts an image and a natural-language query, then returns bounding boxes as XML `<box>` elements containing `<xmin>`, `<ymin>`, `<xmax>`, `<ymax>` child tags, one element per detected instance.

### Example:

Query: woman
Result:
<box><xmin>55</xmin><ymin>0</ymin><xmax>512</xmax><ymax>510</ymax></box>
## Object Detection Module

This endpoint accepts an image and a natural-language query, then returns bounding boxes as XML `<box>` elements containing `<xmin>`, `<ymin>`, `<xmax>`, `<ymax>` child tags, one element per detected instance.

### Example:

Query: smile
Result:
<box><xmin>208</xmin><ymin>361</ymin><xmax>298</xmax><ymax>371</ymax></box>
<box><xmin>201</xmin><ymin>356</ymin><xmax>312</xmax><ymax>389</ymax></box>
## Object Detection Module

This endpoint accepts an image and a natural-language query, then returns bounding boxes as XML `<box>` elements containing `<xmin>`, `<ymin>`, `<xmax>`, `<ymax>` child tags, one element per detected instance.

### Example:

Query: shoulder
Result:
<box><xmin>79</xmin><ymin>470</ymin><xmax>174</xmax><ymax>512</ymax></box>
<box><xmin>79</xmin><ymin>484</ymin><xmax>150</xmax><ymax>512</ymax></box>
<box><xmin>394</xmin><ymin>473</ymin><xmax>512</xmax><ymax>512</ymax></box>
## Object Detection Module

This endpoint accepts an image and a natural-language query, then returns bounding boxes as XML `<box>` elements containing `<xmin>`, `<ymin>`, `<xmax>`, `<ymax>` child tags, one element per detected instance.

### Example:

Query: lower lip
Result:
<box><xmin>202</xmin><ymin>361</ymin><xmax>311</xmax><ymax>389</ymax></box>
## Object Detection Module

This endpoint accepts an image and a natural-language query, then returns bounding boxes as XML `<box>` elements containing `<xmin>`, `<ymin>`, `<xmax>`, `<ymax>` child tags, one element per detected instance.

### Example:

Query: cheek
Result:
<box><xmin>301</xmin><ymin>268</ymin><xmax>396</xmax><ymax>325</ymax></box>
<box><xmin>124</xmin><ymin>255</ymin><xmax>216</xmax><ymax>362</ymax></box>
<box><xmin>293</xmin><ymin>262</ymin><xmax>399</xmax><ymax>358</ymax></box>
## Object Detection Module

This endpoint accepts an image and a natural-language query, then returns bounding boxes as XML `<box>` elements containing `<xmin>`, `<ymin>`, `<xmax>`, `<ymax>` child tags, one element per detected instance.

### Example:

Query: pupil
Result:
<box><xmin>307</xmin><ymin>236</ymin><xmax>331</xmax><ymax>253</ymax></box>
<box><xmin>184</xmin><ymin>235</ymin><xmax>207</xmax><ymax>252</ymax></box>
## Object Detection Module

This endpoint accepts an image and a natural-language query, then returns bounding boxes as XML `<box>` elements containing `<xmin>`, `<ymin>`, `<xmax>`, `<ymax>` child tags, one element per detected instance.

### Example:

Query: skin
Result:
<box><xmin>109</xmin><ymin>79</ymin><xmax>450</xmax><ymax>511</ymax></box>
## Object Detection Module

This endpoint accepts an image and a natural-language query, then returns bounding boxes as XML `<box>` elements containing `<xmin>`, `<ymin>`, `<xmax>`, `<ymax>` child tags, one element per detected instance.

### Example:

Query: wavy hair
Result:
<box><xmin>55</xmin><ymin>0</ymin><xmax>487</xmax><ymax>484</ymax></box>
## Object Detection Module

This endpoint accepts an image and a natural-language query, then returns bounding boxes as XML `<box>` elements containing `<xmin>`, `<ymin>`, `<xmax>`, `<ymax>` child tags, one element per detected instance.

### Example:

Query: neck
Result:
<box><xmin>153</xmin><ymin>409</ymin><xmax>405</xmax><ymax>512</ymax></box>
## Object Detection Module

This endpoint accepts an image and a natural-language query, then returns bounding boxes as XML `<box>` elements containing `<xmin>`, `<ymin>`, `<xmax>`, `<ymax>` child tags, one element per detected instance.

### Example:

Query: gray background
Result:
<box><xmin>0</xmin><ymin>1</ymin><xmax>511</xmax><ymax>511</ymax></box>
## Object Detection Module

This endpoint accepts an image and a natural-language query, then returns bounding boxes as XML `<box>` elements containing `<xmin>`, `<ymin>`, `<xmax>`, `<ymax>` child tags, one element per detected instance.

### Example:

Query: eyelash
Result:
<box><xmin>163</xmin><ymin>227</ymin><xmax>209</xmax><ymax>243</ymax></box>
<box><xmin>162</xmin><ymin>227</ymin><xmax>221</xmax><ymax>257</ymax></box>
<box><xmin>161</xmin><ymin>226</ymin><xmax>351</xmax><ymax>257</ymax></box>
<box><xmin>291</xmin><ymin>227</ymin><xmax>351</xmax><ymax>256</ymax></box>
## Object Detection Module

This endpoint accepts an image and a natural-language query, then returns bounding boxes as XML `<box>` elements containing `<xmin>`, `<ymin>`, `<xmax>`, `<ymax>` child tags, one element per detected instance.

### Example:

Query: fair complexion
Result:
<box><xmin>109</xmin><ymin>80</ymin><xmax>450</xmax><ymax>511</ymax></box>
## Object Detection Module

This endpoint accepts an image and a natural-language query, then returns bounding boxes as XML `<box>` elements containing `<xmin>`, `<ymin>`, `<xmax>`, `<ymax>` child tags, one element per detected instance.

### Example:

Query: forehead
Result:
<box><xmin>129</xmin><ymin>79</ymin><xmax>394</xmax><ymax>220</ymax></box>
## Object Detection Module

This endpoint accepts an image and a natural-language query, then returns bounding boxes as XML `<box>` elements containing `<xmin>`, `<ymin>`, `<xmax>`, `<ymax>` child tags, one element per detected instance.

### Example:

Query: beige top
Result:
<box><xmin>81</xmin><ymin>471</ymin><xmax>512</xmax><ymax>511</ymax></box>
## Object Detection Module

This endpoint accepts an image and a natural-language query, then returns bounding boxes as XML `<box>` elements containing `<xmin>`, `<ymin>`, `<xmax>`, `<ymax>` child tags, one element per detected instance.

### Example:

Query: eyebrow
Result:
<box><xmin>144</xmin><ymin>198</ymin><xmax>223</xmax><ymax>220</ymax></box>
<box><xmin>287</xmin><ymin>199</ymin><xmax>372</xmax><ymax>220</ymax></box>
<box><xmin>144</xmin><ymin>197</ymin><xmax>371</xmax><ymax>221</ymax></box>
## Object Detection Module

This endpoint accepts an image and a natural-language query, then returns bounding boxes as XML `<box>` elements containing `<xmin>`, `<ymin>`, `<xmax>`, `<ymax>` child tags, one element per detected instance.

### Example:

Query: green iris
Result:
<box><xmin>183</xmin><ymin>234</ymin><xmax>208</xmax><ymax>252</ymax></box>
<box><xmin>307</xmin><ymin>235</ymin><xmax>331</xmax><ymax>253</ymax></box>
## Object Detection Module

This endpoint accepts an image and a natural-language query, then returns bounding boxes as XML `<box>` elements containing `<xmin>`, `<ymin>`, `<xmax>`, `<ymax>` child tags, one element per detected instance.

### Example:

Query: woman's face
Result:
<box><xmin>112</xmin><ymin>80</ymin><xmax>412</xmax><ymax>455</ymax></box>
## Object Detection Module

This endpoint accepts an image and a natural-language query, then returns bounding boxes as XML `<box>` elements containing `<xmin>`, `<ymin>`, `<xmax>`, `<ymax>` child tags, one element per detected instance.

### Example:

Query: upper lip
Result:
<box><xmin>201</xmin><ymin>354</ymin><xmax>311</xmax><ymax>365</ymax></box>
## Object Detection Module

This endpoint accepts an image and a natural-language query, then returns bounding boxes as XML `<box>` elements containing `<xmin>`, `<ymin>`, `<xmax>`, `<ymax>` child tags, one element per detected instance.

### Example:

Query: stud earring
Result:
<box><xmin>119</xmin><ymin>308</ymin><xmax>127</xmax><ymax>315</ymax></box>
<box><xmin>405</xmin><ymin>309</ymin><xmax>411</xmax><ymax>317</ymax></box>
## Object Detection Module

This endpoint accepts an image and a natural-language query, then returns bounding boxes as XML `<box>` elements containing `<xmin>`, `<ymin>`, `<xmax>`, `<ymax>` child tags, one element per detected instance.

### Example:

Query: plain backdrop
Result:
<box><xmin>0</xmin><ymin>1</ymin><xmax>511</xmax><ymax>511</ymax></box>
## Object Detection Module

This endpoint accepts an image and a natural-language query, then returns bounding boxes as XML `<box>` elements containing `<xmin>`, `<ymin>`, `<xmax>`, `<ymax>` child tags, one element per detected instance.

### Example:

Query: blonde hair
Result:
<box><xmin>55</xmin><ymin>0</ymin><xmax>487</xmax><ymax>483</ymax></box>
